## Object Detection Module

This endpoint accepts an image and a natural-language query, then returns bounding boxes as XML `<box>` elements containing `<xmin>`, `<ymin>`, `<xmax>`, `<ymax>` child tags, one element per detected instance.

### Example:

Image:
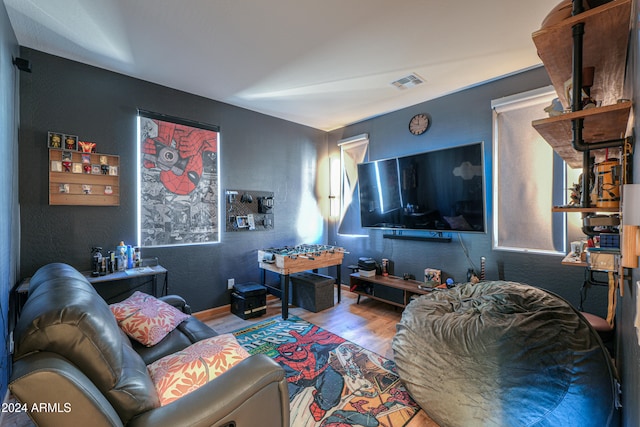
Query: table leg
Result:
<box><xmin>282</xmin><ymin>274</ymin><xmax>290</xmax><ymax>320</ymax></box>
<box><xmin>337</xmin><ymin>263</ymin><xmax>342</xmax><ymax>303</ymax></box>
<box><xmin>152</xmin><ymin>274</ymin><xmax>157</xmax><ymax>297</ymax></box>
<box><xmin>164</xmin><ymin>272</ymin><xmax>169</xmax><ymax>295</ymax></box>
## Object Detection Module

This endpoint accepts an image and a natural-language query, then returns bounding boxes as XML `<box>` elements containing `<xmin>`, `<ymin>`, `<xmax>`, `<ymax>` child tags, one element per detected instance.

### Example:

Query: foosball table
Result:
<box><xmin>258</xmin><ymin>244</ymin><xmax>346</xmax><ymax>319</ymax></box>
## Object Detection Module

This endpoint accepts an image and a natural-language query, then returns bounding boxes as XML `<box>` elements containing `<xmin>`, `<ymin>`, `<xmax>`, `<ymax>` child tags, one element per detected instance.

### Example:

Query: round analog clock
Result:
<box><xmin>409</xmin><ymin>113</ymin><xmax>430</xmax><ymax>135</ymax></box>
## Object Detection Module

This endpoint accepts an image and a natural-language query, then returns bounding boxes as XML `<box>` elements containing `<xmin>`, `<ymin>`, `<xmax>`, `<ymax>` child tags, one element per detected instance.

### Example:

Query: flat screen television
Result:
<box><xmin>357</xmin><ymin>142</ymin><xmax>486</xmax><ymax>233</ymax></box>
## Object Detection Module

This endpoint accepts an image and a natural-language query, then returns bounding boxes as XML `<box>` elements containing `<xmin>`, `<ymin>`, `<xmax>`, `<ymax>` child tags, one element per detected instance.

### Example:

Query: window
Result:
<box><xmin>337</xmin><ymin>134</ymin><xmax>369</xmax><ymax>236</ymax></box>
<box><xmin>492</xmin><ymin>87</ymin><xmax>567</xmax><ymax>254</ymax></box>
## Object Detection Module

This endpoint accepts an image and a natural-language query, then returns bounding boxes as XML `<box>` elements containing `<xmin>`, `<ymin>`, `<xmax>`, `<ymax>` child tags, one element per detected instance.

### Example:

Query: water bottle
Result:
<box><xmin>134</xmin><ymin>247</ymin><xmax>141</xmax><ymax>267</ymax></box>
<box><xmin>116</xmin><ymin>241</ymin><xmax>127</xmax><ymax>271</ymax></box>
<box><xmin>127</xmin><ymin>245</ymin><xmax>134</xmax><ymax>269</ymax></box>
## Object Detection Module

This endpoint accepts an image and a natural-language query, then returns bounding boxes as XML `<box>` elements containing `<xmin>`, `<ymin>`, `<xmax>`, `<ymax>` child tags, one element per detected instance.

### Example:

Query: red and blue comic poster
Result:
<box><xmin>138</xmin><ymin>111</ymin><xmax>219</xmax><ymax>246</ymax></box>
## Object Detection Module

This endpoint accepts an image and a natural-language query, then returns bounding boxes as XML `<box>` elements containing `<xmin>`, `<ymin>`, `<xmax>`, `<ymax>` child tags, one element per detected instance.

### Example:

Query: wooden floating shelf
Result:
<box><xmin>532</xmin><ymin>101</ymin><xmax>631</xmax><ymax>168</ymax></box>
<box><xmin>552</xmin><ymin>206</ymin><xmax>619</xmax><ymax>213</ymax></box>
<box><xmin>561</xmin><ymin>259</ymin><xmax>588</xmax><ymax>267</ymax></box>
<box><xmin>531</xmin><ymin>0</ymin><xmax>632</xmax><ymax>168</ymax></box>
<box><xmin>532</xmin><ymin>0</ymin><xmax>631</xmax><ymax>109</ymax></box>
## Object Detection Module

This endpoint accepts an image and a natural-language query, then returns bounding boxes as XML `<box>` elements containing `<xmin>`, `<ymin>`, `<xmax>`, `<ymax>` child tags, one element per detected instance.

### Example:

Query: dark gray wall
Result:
<box><xmin>18</xmin><ymin>48</ymin><xmax>328</xmax><ymax>312</ymax></box>
<box><xmin>1</xmin><ymin>1</ymin><xmax>20</xmax><ymax>398</ymax></box>
<box><xmin>617</xmin><ymin>0</ymin><xmax>640</xmax><ymax>425</ymax></box>
<box><xmin>328</xmin><ymin>66</ymin><xmax>609</xmax><ymax>315</ymax></box>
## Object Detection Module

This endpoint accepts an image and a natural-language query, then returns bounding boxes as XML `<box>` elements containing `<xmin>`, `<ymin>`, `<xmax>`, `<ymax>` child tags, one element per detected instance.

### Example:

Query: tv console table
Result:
<box><xmin>349</xmin><ymin>272</ymin><xmax>431</xmax><ymax>308</ymax></box>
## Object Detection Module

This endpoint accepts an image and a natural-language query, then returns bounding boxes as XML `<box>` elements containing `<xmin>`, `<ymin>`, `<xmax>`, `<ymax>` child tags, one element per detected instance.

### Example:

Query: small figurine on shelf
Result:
<box><xmin>48</xmin><ymin>132</ymin><xmax>62</xmax><ymax>148</ymax></box>
<box><xmin>64</xmin><ymin>135</ymin><xmax>77</xmax><ymax>150</ymax></box>
<box><xmin>569</xmin><ymin>182</ymin><xmax>582</xmax><ymax>205</ymax></box>
<box><xmin>79</xmin><ymin>141</ymin><xmax>97</xmax><ymax>153</ymax></box>
<box><xmin>544</xmin><ymin>98</ymin><xmax>564</xmax><ymax>117</ymax></box>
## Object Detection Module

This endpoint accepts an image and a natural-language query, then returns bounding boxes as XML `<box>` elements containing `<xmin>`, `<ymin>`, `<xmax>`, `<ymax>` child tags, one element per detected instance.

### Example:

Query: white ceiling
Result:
<box><xmin>4</xmin><ymin>0</ymin><xmax>559</xmax><ymax>131</ymax></box>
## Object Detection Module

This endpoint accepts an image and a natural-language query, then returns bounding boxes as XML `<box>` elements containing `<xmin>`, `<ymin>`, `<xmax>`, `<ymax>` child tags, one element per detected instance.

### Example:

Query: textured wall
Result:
<box><xmin>18</xmin><ymin>48</ymin><xmax>328</xmax><ymax>312</ymax></box>
<box><xmin>328</xmin><ymin>67</ymin><xmax>609</xmax><ymax>315</ymax></box>
<box><xmin>617</xmin><ymin>0</ymin><xmax>640</xmax><ymax>424</ymax></box>
<box><xmin>0</xmin><ymin>1</ymin><xmax>20</xmax><ymax>398</ymax></box>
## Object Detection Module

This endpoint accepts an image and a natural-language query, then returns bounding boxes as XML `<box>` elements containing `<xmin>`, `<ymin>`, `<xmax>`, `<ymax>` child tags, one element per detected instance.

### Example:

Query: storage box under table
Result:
<box><xmin>231</xmin><ymin>282</ymin><xmax>267</xmax><ymax>319</ymax></box>
<box><xmin>291</xmin><ymin>272</ymin><xmax>335</xmax><ymax>313</ymax></box>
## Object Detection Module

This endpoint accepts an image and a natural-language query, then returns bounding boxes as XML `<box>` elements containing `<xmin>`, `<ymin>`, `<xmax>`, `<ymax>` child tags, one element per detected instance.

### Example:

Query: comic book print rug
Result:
<box><xmin>232</xmin><ymin>316</ymin><xmax>419</xmax><ymax>427</ymax></box>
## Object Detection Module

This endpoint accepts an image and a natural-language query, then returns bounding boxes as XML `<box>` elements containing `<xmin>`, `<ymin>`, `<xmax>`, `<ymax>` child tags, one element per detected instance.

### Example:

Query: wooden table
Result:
<box><xmin>258</xmin><ymin>246</ymin><xmax>344</xmax><ymax>319</ymax></box>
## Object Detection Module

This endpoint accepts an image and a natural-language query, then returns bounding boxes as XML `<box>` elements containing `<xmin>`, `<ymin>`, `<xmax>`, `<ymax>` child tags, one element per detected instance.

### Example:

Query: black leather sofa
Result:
<box><xmin>9</xmin><ymin>263</ymin><xmax>289</xmax><ymax>427</ymax></box>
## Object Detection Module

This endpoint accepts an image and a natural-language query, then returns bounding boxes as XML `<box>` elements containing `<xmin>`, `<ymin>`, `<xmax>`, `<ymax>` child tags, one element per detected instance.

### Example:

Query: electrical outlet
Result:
<box><xmin>227</xmin><ymin>278</ymin><xmax>235</xmax><ymax>290</ymax></box>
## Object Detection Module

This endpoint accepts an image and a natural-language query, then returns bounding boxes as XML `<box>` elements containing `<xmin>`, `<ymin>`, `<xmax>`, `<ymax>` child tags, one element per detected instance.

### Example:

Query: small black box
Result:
<box><xmin>358</xmin><ymin>257</ymin><xmax>377</xmax><ymax>271</ymax></box>
<box><xmin>291</xmin><ymin>272</ymin><xmax>335</xmax><ymax>313</ymax></box>
<box><xmin>231</xmin><ymin>282</ymin><xmax>267</xmax><ymax>319</ymax></box>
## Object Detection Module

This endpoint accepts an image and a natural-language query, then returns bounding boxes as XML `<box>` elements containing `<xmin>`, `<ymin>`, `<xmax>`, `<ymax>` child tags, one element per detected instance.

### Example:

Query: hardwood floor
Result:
<box><xmin>205</xmin><ymin>287</ymin><xmax>403</xmax><ymax>360</ymax></box>
<box><xmin>204</xmin><ymin>287</ymin><xmax>440</xmax><ymax>426</ymax></box>
<box><xmin>3</xmin><ymin>287</ymin><xmax>439</xmax><ymax>427</ymax></box>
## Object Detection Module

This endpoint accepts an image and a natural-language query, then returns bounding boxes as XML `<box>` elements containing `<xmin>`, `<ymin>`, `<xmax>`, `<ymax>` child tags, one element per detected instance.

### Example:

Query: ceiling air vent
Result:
<box><xmin>391</xmin><ymin>73</ymin><xmax>425</xmax><ymax>90</ymax></box>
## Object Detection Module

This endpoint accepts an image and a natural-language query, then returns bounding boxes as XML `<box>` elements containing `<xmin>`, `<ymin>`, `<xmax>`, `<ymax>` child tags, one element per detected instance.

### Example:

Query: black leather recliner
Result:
<box><xmin>10</xmin><ymin>263</ymin><xmax>289</xmax><ymax>427</ymax></box>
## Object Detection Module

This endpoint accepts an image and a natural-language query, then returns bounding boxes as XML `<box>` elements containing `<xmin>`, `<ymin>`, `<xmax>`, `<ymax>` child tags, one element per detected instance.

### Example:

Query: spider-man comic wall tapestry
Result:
<box><xmin>138</xmin><ymin>110</ymin><xmax>220</xmax><ymax>246</ymax></box>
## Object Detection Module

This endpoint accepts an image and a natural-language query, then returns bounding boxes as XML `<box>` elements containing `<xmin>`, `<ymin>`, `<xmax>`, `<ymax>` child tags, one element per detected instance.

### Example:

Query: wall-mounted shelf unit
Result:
<box><xmin>531</xmin><ymin>0</ymin><xmax>634</xmax><ymax>317</ymax></box>
<box><xmin>531</xmin><ymin>0</ymin><xmax>632</xmax><ymax>170</ymax></box>
<box><xmin>49</xmin><ymin>149</ymin><xmax>120</xmax><ymax>206</ymax></box>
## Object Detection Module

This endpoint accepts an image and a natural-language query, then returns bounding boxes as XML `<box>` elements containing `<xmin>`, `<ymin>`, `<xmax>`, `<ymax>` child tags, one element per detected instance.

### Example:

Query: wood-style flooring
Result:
<box><xmin>2</xmin><ymin>287</ymin><xmax>439</xmax><ymax>427</ymax></box>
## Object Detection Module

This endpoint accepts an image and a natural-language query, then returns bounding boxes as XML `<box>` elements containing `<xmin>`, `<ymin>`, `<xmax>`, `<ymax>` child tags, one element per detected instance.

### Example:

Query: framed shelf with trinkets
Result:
<box><xmin>49</xmin><ymin>148</ymin><xmax>120</xmax><ymax>206</ymax></box>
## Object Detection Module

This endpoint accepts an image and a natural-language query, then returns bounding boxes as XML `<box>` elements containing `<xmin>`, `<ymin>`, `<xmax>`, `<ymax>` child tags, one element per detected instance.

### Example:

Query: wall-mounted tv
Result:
<box><xmin>357</xmin><ymin>142</ymin><xmax>486</xmax><ymax>233</ymax></box>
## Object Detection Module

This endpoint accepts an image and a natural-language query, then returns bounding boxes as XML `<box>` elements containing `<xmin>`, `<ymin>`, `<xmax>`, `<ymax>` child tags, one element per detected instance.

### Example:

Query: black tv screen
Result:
<box><xmin>357</xmin><ymin>142</ymin><xmax>485</xmax><ymax>233</ymax></box>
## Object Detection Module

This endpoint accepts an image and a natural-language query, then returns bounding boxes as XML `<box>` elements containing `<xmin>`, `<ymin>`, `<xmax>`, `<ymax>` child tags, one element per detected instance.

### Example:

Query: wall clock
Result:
<box><xmin>408</xmin><ymin>113</ymin><xmax>430</xmax><ymax>135</ymax></box>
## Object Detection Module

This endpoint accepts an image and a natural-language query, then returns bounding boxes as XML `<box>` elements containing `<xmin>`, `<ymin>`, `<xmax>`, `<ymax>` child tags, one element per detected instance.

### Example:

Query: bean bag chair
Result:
<box><xmin>393</xmin><ymin>281</ymin><xmax>619</xmax><ymax>427</ymax></box>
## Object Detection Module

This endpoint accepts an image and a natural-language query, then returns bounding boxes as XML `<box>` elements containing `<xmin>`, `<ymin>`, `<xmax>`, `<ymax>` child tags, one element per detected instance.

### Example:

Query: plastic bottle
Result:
<box><xmin>127</xmin><ymin>245</ymin><xmax>133</xmax><ymax>269</ymax></box>
<box><xmin>134</xmin><ymin>247</ymin><xmax>141</xmax><ymax>267</ymax></box>
<box><xmin>116</xmin><ymin>241</ymin><xmax>127</xmax><ymax>271</ymax></box>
